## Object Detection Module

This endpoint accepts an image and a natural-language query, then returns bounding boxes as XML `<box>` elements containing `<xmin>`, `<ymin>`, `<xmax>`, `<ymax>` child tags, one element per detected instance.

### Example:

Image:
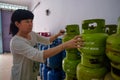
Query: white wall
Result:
<box><xmin>30</xmin><ymin>0</ymin><xmax>120</xmax><ymax>34</ymax></box>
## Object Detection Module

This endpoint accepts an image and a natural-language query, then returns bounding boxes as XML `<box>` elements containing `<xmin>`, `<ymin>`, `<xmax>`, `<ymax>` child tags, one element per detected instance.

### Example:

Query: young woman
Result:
<box><xmin>9</xmin><ymin>9</ymin><xmax>84</xmax><ymax>80</ymax></box>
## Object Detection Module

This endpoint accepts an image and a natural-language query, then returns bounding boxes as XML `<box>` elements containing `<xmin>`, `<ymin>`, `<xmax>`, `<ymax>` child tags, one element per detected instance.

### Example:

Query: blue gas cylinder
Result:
<box><xmin>47</xmin><ymin>38</ymin><xmax>64</xmax><ymax>69</ymax></box>
<box><xmin>47</xmin><ymin>52</ymin><xmax>63</xmax><ymax>69</ymax></box>
<box><xmin>47</xmin><ymin>69</ymin><xmax>63</xmax><ymax>80</ymax></box>
<box><xmin>42</xmin><ymin>64</ymin><xmax>50</xmax><ymax>80</ymax></box>
<box><xmin>50</xmin><ymin>38</ymin><xmax>62</xmax><ymax>47</ymax></box>
<box><xmin>39</xmin><ymin>63</ymin><xmax>43</xmax><ymax>79</ymax></box>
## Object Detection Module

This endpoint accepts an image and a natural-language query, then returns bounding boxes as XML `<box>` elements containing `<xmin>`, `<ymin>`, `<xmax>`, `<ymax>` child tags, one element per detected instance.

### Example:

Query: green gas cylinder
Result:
<box><xmin>77</xmin><ymin>63</ymin><xmax>107</xmax><ymax>80</ymax></box>
<box><xmin>62</xmin><ymin>58</ymin><xmax>80</xmax><ymax>80</ymax></box>
<box><xmin>111</xmin><ymin>62</ymin><xmax>120</xmax><ymax>80</ymax></box>
<box><xmin>106</xmin><ymin>34</ymin><xmax>120</xmax><ymax>63</ymax></box>
<box><xmin>62</xmin><ymin>24</ymin><xmax>80</xmax><ymax>60</ymax></box>
<box><xmin>78</xmin><ymin>19</ymin><xmax>108</xmax><ymax>55</ymax></box>
<box><xmin>104</xmin><ymin>72</ymin><xmax>114</xmax><ymax>80</ymax></box>
<box><xmin>106</xmin><ymin>17</ymin><xmax>120</xmax><ymax>63</ymax></box>
<box><xmin>105</xmin><ymin>24</ymin><xmax>117</xmax><ymax>35</ymax></box>
<box><xmin>77</xmin><ymin>19</ymin><xmax>108</xmax><ymax>80</ymax></box>
<box><xmin>81</xmin><ymin>54</ymin><xmax>105</xmax><ymax>68</ymax></box>
<box><xmin>62</xmin><ymin>24</ymin><xmax>81</xmax><ymax>80</ymax></box>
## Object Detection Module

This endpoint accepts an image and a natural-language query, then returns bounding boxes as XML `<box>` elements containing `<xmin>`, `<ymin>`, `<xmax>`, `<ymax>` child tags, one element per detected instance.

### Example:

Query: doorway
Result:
<box><xmin>1</xmin><ymin>10</ymin><xmax>13</xmax><ymax>53</ymax></box>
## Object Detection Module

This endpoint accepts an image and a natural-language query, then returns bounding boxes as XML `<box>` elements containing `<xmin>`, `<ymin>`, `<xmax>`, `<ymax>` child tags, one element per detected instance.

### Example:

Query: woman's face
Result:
<box><xmin>16</xmin><ymin>19</ymin><xmax>33</xmax><ymax>34</ymax></box>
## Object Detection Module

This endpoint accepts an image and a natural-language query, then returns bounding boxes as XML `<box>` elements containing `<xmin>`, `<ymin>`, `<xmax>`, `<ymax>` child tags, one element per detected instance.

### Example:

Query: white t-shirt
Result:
<box><xmin>10</xmin><ymin>31</ymin><xmax>50</xmax><ymax>80</ymax></box>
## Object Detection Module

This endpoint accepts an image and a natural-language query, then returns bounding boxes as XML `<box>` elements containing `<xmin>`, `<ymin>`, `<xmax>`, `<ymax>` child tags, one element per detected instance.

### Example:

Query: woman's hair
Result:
<box><xmin>9</xmin><ymin>9</ymin><xmax>34</xmax><ymax>36</ymax></box>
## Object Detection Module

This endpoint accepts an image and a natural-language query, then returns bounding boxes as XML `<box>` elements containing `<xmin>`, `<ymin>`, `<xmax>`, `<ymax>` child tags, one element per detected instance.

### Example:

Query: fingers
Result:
<box><xmin>74</xmin><ymin>35</ymin><xmax>84</xmax><ymax>48</ymax></box>
<box><xmin>58</xmin><ymin>30</ymin><xmax>65</xmax><ymax>36</ymax></box>
<box><xmin>74</xmin><ymin>41</ymin><xmax>84</xmax><ymax>48</ymax></box>
<box><xmin>77</xmin><ymin>42</ymin><xmax>84</xmax><ymax>47</ymax></box>
<box><xmin>74</xmin><ymin>35</ymin><xmax>82</xmax><ymax>39</ymax></box>
<box><xmin>73</xmin><ymin>35</ymin><xmax>84</xmax><ymax>43</ymax></box>
<box><xmin>60</xmin><ymin>30</ymin><xmax>65</xmax><ymax>34</ymax></box>
<box><xmin>64</xmin><ymin>35</ymin><xmax>84</xmax><ymax>49</ymax></box>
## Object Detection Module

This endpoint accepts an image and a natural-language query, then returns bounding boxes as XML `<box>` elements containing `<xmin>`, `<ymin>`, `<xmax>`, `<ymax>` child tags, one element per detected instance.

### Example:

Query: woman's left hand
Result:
<box><xmin>57</xmin><ymin>30</ymin><xmax>65</xmax><ymax>36</ymax></box>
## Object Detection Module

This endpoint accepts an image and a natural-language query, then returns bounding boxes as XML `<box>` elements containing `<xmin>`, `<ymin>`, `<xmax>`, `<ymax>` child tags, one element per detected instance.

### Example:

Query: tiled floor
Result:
<box><xmin>0</xmin><ymin>53</ymin><xmax>12</xmax><ymax>80</ymax></box>
<box><xmin>0</xmin><ymin>53</ymin><xmax>41</xmax><ymax>80</ymax></box>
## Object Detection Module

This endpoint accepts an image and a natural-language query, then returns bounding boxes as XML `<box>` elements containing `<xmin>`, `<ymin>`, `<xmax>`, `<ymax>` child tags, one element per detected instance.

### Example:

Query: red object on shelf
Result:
<box><xmin>37</xmin><ymin>32</ymin><xmax>51</xmax><ymax>37</ymax></box>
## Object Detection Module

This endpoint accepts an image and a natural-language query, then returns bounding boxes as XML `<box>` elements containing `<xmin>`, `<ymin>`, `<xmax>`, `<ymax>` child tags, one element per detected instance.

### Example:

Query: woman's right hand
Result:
<box><xmin>63</xmin><ymin>35</ymin><xmax>84</xmax><ymax>49</ymax></box>
<box><xmin>43</xmin><ymin>35</ymin><xmax>84</xmax><ymax>59</ymax></box>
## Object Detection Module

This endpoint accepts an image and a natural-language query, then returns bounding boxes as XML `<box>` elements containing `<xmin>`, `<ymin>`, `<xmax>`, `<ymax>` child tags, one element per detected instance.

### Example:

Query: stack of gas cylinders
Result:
<box><xmin>39</xmin><ymin>38</ymin><xmax>66</xmax><ymax>80</ymax></box>
<box><xmin>38</xmin><ymin>17</ymin><xmax>120</xmax><ymax>80</ymax></box>
<box><xmin>104</xmin><ymin>17</ymin><xmax>120</xmax><ymax>80</ymax></box>
<box><xmin>76</xmin><ymin>19</ymin><xmax>108</xmax><ymax>80</ymax></box>
<box><xmin>62</xmin><ymin>24</ymin><xmax>81</xmax><ymax>80</ymax></box>
<box><xmin>104</xmin><ymin>24</ymin><xmax>117</xmax><ymax>80</ymax></box>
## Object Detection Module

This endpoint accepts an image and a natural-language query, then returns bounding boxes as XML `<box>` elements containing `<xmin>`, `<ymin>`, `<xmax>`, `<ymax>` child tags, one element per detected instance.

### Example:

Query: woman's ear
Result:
<box><xmin>15</xmin><ymin>21</ymin><xmax>20</xmax><ymax>27</ymax></box>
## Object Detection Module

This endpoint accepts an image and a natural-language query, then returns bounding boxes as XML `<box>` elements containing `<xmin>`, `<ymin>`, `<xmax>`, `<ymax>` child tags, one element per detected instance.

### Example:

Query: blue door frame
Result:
<box><xmin>0</xmin><ymin>10</ymin><xmax>3</xmax><ymax>54</ymax></box>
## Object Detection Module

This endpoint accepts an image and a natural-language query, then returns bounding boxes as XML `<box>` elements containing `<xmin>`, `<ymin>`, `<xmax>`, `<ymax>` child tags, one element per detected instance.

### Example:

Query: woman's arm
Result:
<box><xmin>43</xmin><ymin>35</ymin><xmax>84</xmax><ymax>59</ymax></box>
<box><xmin>49</xmin><ymin>30</ymin><xmax>65</xmax><ymax>42</ymax></box>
